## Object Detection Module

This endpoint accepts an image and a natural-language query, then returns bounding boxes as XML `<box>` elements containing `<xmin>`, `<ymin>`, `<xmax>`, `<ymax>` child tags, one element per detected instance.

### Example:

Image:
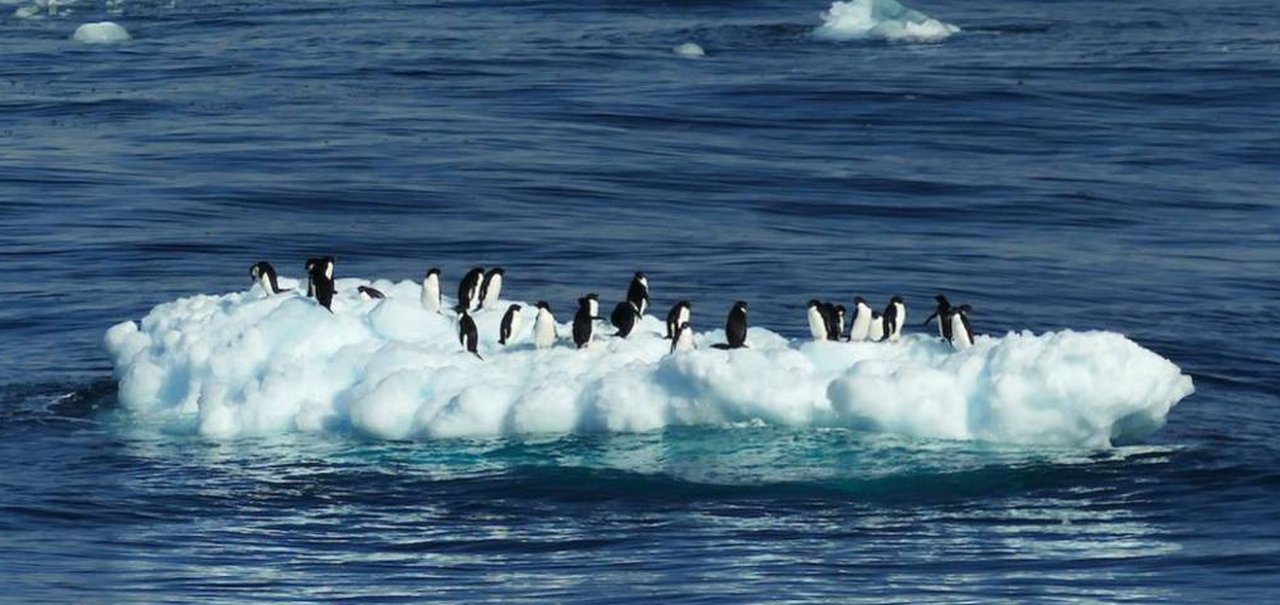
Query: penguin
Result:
<box><xmin>582</xmin><ymin>293</ymin><xmax>602</xmax><ymax>320</ymax></box>
<box><xmin>948</xmin><ymin>305</ymin><xmax>975</xmax><ymax>350</ymax></box>
<box><xmin>626</xmin><ymin>272</ymin><xmax>650</xmax><ymax>317</ymax></box>
<box><xmin>458</xmin><ymin>310</ymin><xmax>483</xmax><ymax>360</ymax></box>
<box><xmin>848</xmin><ymin>296</ymin><xmax>874</xmax><ymax>342</ymax></box>
<box><xmin>573</xmin><ymin>298</ymin><xmax>595</xmax><ymax>349</ymax></box>
<box><xmin>357</xmin><ymin>285</ymin><xmax>385</xmax><ymax>301</ymax></box>
<box><xmin>249</xmin><ymin>261</ymin><xmax>287</xmax><ymax>295</ymax></box>
<box><xmin>307</xmin><ymin>256</ymin><xmax>336</xmax><ymax>312</ymax></box>
<box><xmin>304</xmin><ymin>257</ymin><xmax>323</xmax><ymax>298</ymax></box>
<box><xmin>828</xmin><ymin>304</ymin><xmax>847</xmax><ymax>341</ymax></box>
<box><xmin>665</xmin><ymin>300</ymin><xmax>691</xmax><ymax>340</ymax></box>
<box><xmin>533</xmin><ymin>301</ymin><xmax>557</xmax><ymax>350</ymax></box>
<box><xmin>456</xmin><ymin>267</ymin><xmax>484</xmax><ymax>313</ymax></box>
<box><xmin>610</xmin><ymin>301</ymin><xmax>640</xmax><ymax>338</ymax></box>
<box><xmin>712</xmin><ymin>301</ymin><xmax>749</xmax><ymax>349</ymax></box>
<box><xmin>867</xmin><ymin>310</ymin><xmax>885</xmax><ymax>342</ymax></box>
<box><xmin>421</xmin><ymin>268</ymin><xmax>443</xmax><ymax>314</ymax></box>
<box><xmin>499</xmin><ymin>304</ymin><xmax>522</xmax><ymax>346</ymax></box>
<box><xmin>881</xmin><ymin>296</ymin><xmax>907</xmax><ymax>342</ymax></box>
<box><xmin>922</xmin><ymin>294</ymin><xmax>953</xmax><ymax>340</ymax></box>
<box><xmin>479</xmin><ymin>267</ymin><xmax>504</xmax><ymax>311</ymax></box>
<box><xmin>806</xmin><ymin>299</ymin><xmax>829</xmax><ymax>341</ymax></box>
<box><xmin>670</xmin><ymin>321</ymin><xmax>695</xmax><ymax>354</ymax></box>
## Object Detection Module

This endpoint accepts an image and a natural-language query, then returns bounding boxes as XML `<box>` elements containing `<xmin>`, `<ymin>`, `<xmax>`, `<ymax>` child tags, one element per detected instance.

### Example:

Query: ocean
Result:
<box><xmin>2</xmin><ymin>0</ymin><xmax>1278</xmax><ymax>601</ymax></box>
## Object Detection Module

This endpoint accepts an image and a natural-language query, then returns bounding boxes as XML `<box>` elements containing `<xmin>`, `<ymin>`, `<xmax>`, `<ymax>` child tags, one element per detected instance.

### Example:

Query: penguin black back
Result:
<box><xmin>249</xmin><ymin>261</ymin><xmax>286</xmax><ymax>294</ymax></box>
<box><xmin>308</xmin><ymin>256</ymin><xmax>336</xmax><ymax>312</ymax></box>
<box><xmin>626</xmin><ymin>271</ymin><xmax>650</xmax><ymax>317</ymax></box>
<box><xmin>572</xmin><ymin>298</ymin><xmax>594</xmax><ymax>349</ymax></box>
<box><xmin>458</xmin><ymin>310</ymin><xmax>482</xmax><ymax>360</ymax></box>
<box><xmin>499</xmin><ymin>303</ymin><xmax>521</xmax><ymax>345</ymax></box>
<box><xmin>923</xmin><ymin>294</ymin><xmax>953</xmax><ymax>340</ymax></box>
<box><xmin>457</xmin><ymin>267</ymin><xmax>484</xmax><ymax>312</ymax></box>
<box><xmin>665</xmin><ymin>300</ymin><xmax>690</xmax><ymax>339</ymax></box>
<box><xmin>358</xmin><ymin>285</ymin><xmax>385</xmax><ymax>300</ymax></box>
<box><xmin>716</xmin><ymin>301</ymin><xmax>749</xmax><ymax>349</ymax></box>
<box><xmin>611</xmin><ymin>301</ymin><xmax>639</xmax><ymax>338</ymax></box>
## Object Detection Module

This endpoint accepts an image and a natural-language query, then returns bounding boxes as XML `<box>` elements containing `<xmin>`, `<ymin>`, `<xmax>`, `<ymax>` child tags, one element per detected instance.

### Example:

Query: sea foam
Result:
<box><xmin>814</xmin><ymin>0</ymin><xmax>959</xmax><ymax>43</ymax></box>
<box><xmin>104</xmin><ymin>278</ymin><xmax>1193</xmax><ymax>446</ymax></box>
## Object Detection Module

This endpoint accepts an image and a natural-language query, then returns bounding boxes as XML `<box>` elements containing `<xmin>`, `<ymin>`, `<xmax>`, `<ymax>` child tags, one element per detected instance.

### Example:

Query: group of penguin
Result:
<box><xmin>249</xmin><ymin>259</ymin><xmax>975</xmax><ymax>361</ymax></box>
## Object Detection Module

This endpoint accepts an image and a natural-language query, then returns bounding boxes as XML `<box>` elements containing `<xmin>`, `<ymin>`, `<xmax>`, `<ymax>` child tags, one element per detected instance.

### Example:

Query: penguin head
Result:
<box><xmin>890</xmin><ymin>296</ymin><xmax>905</xmax><ymax>305</ymax></box>
<box><xmin>808</xmin><ymin>299</ymin><xmax>821</xmax><ymax>309</ymax></box>
<box><xmin>957</xmin><ymin>304</ymin><xmax>973</xmax><ymax>314</ymax></box>
<box><xmin>586</xmin><ymin>292</ymin><xmax>599</xmax><ymax>301</ymax></box>
<box><xmin>734</xmin><ymin>301</ymin><xmax>748</xmax><ymax>312</ymax></box>
<box><xmin>487</xmin><ymin>267</ymin><xmax>505</xmax><ymax>277</ymax></box>
<box><xmin>935</xmin><ymin>294</ymin><xmax>950</xmax><ymax>306</ymax></box>
<box><xmin>679</xmin><ymin>300</ymin><xmax>691</xmax><ymax>309</ymax></box>
<box><xmin>426</xmin><ymin>267</ymin><xmax>441</xmax><ymax>278</ymax></box>
<box><xmin>508</xmin><ymin>303</ymin><xmax>522</xmax><ymax>313</ymax></box>
<box><xmin>853</xmin><ymin>296</ymin><xmax>868</xmax><ymax>307</ymax></box>
<box><xmin>249</xmin><ymin>263</ymin><xmax>261</xmax><ymax>279</ymax></box>
<box><xmin>835</xmin><ymin>305</ymin><xmax>847</xmax><ymax>318</ymax></box>
<box><xmin>536</xmin><ymin>301</ymin><xmax>551</xmax><ymax>311</ymax></box>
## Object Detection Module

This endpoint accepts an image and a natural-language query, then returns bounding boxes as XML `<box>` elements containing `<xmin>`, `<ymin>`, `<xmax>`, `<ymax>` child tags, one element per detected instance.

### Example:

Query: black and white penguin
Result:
<box><xmin>881</xmin><ymin>296</ymin><xmax>907</xmax><ymax>342</ymax></box>
<box><xmin>456</xmin><ymin>267</ymin><xmax>484</xmax><ymax>312</ymax></box>
<box><xmin>358</xmin><ymin>285</ymin><xmax>386</xmax><ymax>301</ymax></box>
<box><xmin>806</xmin><ymin>299</ymin><xmax>829</xmax><ymax>341</ymax></box>
<box><xmin>582</xmin><ymin>293</ymin><xmax>602</xmax><ymax>320</ymax></box>
<box><xmin>421</xmin><ymin>268</ymin><xmax>442</xmax><ymax>314</ymax></box>
<box><xmin>713</xmin><ymin>301</ymin><xmax>749</xmax><ymax>349</ymax></box>
<box><xmin>665</xmin><ymin>300</ymin><xmax>691</xmax><ymax>340</ymax></box>
<box><xmin>458</xmin><ymin>310</ymin><xmax>483</xmax><ymax>360</ymax></box>
<box><xmin>828</xmin><ymin>304</ymin><xmax>847</xmax><ymax>341</ymax></box>
<box><xmin>304</xmin><ymin>257</ymin><xmax>323</xmax><ymax>298</ymax></box>
<box><xmin>670</xmin><ymin>321</ymin><xmax>695</xmax><ymax>354</ymax></box>
<box><xmin>573</xmin><ymin>298</ymin><xmax>595</xmax><ymax>349</ymax></box>
<box><xmin>867</xmin><ymin>310</ymin><xmax>885</xmax><ymax>342</ymax></box>
<box><xmin>848</xmin><ymin>296</ymin><xmax>874</xmax><ymax>342</ymax></box>
<box><xmin>499</xmin><ymin>304</ymin><xmax>522</xmax><ymax>346</ymax></box>
<box><xmin>249</xmin><ymin>261</ymin><xmax>287</xmax><ymax>295</ymax></box>
<box><xmin>610</xmin><ymin>301</ymin><xmax>640</xmax><ymax>338</ymax></box>
<box><xmin>479</xmin><ymin>267</ymin><xmax>504</xmax><ymax>311</ymax></box>
<box><xmin>533</xmin><ymin>301</ymin><xmax>557</xmax><ymax>349</ymax></box>
<box><xmin>626</xmin><ymin>272</ymin><xmax>650</xmax><ymax>317</ymax></box>
<box><xmin>307</xmin><ymin>256</ymin><xmax>336</xmax><ymax>312</ymax></box>
<box><xmin>948</xmin><ymin>304</ymin><xmax>975</xmax><ymax>350</ymax></box>
<box><xmin>922</xmin><ymin>294</ymin><xmax>953</xmax><ymax>340</ymax></box>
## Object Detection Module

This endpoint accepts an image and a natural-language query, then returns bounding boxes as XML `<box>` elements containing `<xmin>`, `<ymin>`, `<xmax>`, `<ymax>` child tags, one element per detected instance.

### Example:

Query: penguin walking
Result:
<box><xmin>665</xmin><ymin>301</ymin><xmax>691</xmax><ymax>340</ymax></box>
<box><xmin>533</xmin><ymin>301</ymin><xmax>557</xmax><ymax>349</ymax></box>
<box><xmin>610</xmin><ymin>301</ymin><xmax>640</xmax><ymax>338</ymax></box>
<box><xmin>358</xmin><ymin>285</ymin><xmax>385</xmax><ymax>301</ymax></box>
<box><xmin>922</xmin><ymin>294</ymin><xmax>953</xmax><ymax>340</ymax></box>
<box><xmin>848</xmin><ymin>297</ymin><xmax>873</xmax><ymax>342</ymax></box>
<box><xmin>458</xmin><ymin>310</ymin><xmax>483</xmax><ymax>360</ymax></box>
<box><xmin>827</xmin><ymin>304</ymin><xmax>846</xmax><ymax>341</ymax></box>
<box><xmin>670</xmin><ymin>321</ymin><xmax>696</xmax><ymax>354</ymax></box>
<box><xmin>948</xmin><ymin>305</ymin><xmax>975</xmax><ymax>350</ymax></box>
<box><xmin>573</xmin><ymin>298</ymin><xmax>595</xmax><ymax>349</ymax></box>
<box><xmin>421</xmin><ymin>268</ymin><xmax>443</xmax><ymax>314</ymax></box>
<box><xmin>479</xmin><ymin>268</ymin><xmax>505</xmax><ymax>311</ymax></box>
<box><xmin>456</xmin><ymin>267</ymin><xmax>484</xmax><ymax>313</ymax></box>
<box><xmin>806</xmin><ymin>299</ymin><xmax>830</xmax><ymax>341</ymax></box>
<box><xmin>499</xmin><ymin>304</ymin><xmax>522</xmax><ymax>346</ymax></box>
<box><xmin>713</xmin><ymin>301</ymin><xmax>749</xmax><ymax>349</ymax></box>
<box><xmin>626</xmin><ymin>272</ymin><xmax>650</xmax><ymax>317</ymax></box>
<box><xmin>249</xmin><ymin>261</ymin><xmax>287</xmax><ymax>295</ymax></box>
<box><xmin>307</xmin><ymin>256</ymin><xmax>336</xmax><ymax>312</ymax></box>
<box><xmin>881</xmin><ymin>296</ymin><xmax>907</xmax><ymax>342</ymax></box>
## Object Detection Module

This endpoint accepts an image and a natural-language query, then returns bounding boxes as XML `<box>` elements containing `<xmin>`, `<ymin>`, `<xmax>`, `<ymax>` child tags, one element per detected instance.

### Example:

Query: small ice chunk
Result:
<box><xmin>72</xmin><ymin>21</ymin><xmax>131</xmax><ymax>44</ymax></box>
<box><xmin>673</xmin><ymin>42</ymin><xmax>706</xmax><ymax>58</ymax></box>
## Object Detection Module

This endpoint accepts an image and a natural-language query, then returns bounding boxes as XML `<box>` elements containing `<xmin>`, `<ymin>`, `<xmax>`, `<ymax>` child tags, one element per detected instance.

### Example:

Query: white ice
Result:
<box><xmin>104</xmin><ymin>277</ymin><xmax>1193</xmax><ymax>447</ymax></box>
<box><xmin>72</xmin><ymin>21</ymin><xmax>130</xmax><ymax>43</ymax></box>
<box><xmin>814</xmin><ymin>0</ymin><xmax>959</xmax><ymax>43</ymax></box>
<box><xmin>673</xmin><ymin>42</ymin><xmax>706</xmax><ymax>58</ymax></box>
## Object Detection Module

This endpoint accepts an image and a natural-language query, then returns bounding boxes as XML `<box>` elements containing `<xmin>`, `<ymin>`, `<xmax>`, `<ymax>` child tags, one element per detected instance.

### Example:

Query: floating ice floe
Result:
<box><xmin>104</xmin><ymin>277</ymin><xmax>1193</xmax><ymax>446</ymax></box>
<box><xmin>72</xmin><ymin>21</ymin><xmax>131</xmax><ymax>44</ymax></box>
<box><xmin>814</xmin><ymin>0</ymin><xmax>959</xmax><ymax>43</ymax></box>
<box><xmin>673</xmin><ymin>42</ymin><xmax>706</xmax><ymax>58</ymax></box>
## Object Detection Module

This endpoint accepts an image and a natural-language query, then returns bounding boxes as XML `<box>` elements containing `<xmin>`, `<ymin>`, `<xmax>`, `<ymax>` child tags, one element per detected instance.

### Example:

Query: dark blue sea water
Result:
<box><xmin>2</xmin><ymin>0</ymin><xmax>1278</xmax><ymax>601</ymax></box>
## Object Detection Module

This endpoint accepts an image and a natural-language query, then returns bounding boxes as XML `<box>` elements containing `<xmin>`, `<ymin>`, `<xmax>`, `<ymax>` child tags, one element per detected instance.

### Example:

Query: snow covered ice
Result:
<box><xmin>814</xmin><ymin>0</ymin><xmax>959</xmax><ymax>43</ymax></box>
<box><xmin>105</xmin><ymin>276</ymin><xmax>1193</xmax><ymax>446</ymax></box>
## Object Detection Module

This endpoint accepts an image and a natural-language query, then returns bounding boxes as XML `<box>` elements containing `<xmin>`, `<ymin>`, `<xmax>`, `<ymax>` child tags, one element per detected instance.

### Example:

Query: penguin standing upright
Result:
<box><xmin>479</xmin><ymin>268</ymin><xmax>504</xmax><ymax>311</ymax></box>
<box><xmin>828</xmin><ymin>304</ymin><xmax>847</xmax><ymax>341</ymax></box>
<box><xmin>806</xmin><ymin>299</ymin><xmax>829</xmax><ymax>341</ymax></box>
<box><xmin>670</xmin><ymin>321</ymin><xmax>695</xmax><ymax>354</ymax></box>
<box><xmin>867</xmin><ymin>310</ymin><xmax>885</xmax><ymax>342</ymax></box>
<box><xmin>948</xmin><ymin>305</ymin><xmax>975</xmax><ymax>350</ymax></box>
<box><xmin>573</xmin><ymin>298</ymin><xmax>595</xmax><ymax>349</ymax></box>
<box><xmin>458</xmin><ymin>310</ymin><xmax>483</xmax><ymax>360</ymax></box>
<box><xmin>665</xmin><ymin>301</ymin><xmax>691</xmax><ymax>339</ymax></box>
<box><xmin>583</xmin><ymin>293</ymin><xmax>601</xmax><ymax>320</ymax></box>
<box><xmin>533</xmin><ymin>301</ymin><xmax>557</xmax><ymax>349</ymax></box>
<box><xmin>881</xmin><ymin>296</ymin><xmax>907</xmax><ymax>342</ymax></box>
<box><xmin>714</xmin><ymin>301</ymin><xmax>749</xmax><ymax>349</ymax></box>
<box><xmin>626</xmin><ymin>272</ymin><xmax>650</xmax><ymax>317</ymax></box>
<box><xmin>610</xmin><ymin>301</ymin><xmax>639</xmax><ymax>338</ymax></box>
<box><xmin>456</xmin><ymin>267</ymin><xmax>484</xmax><ymax>312</ymax></box>
<box><xmin>421</xmin><ymin>268</ymin><xmax>443</xmax><ymax>314</ymax></box>
<box><xmin>848</xmin><ymin>296</ymin><xmax>873</xmax><ymax>342</ymax></box>
<box><xmin>249</xmin><ymin>261</ymin><xmax>287</xmax><ymax>295</ymax></box>
<box><xmin>304</xmin><ymin>257</ymin><xmax>323</xmax><ymax>298</ymax></box>
<box><xmin>308</xmin><ymin>256</ymin><xmax>336</xmax><ymax>312</ymax></box>
<box><xmin>922</xmin><ymin>294</ymin><xmax>953</xmax><ymax>340</ymax></box>
<box><xmin>499</xmin><ymin>304</ymin><xmax>522</xmax><ymax>345</ymax></box>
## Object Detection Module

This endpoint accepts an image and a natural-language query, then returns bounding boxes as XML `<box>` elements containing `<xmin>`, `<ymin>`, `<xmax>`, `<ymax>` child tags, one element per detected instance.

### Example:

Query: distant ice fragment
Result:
<box><xmin>814</xmin><ymin>0</ymin><xmax>959</xmax><ymax>42</ymax></box>
<box><xmin>673</xmin><ymin>42</ymin><xmax>706</xmax><ymax>58</ymax></box>
<box><xmin>72</xmin><ymin>21</ymin><xmax>131</xmax><ymax>44</ymax></box>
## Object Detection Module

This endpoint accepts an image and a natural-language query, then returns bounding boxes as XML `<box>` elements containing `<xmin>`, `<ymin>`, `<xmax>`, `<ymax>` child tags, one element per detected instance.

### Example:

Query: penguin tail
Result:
<box><xmin>471</xmin><ymin>351</ymin><xmax>484</xmax><ymax>361</ymax></box>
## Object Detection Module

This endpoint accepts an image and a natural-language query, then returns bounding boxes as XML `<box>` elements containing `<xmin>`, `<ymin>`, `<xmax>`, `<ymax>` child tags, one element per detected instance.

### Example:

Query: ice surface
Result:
<box><xmin>104</xmin><ymin>277</ymin><xmax>1193</xmax><ymax>446</ymax></box>
<box><xmin>72</xmin><ymin>21</ymin><xmax>130</xmax><ymax>43</ymax></box>
<box><xmin>673</xmin><ymin>42</ymin><xmax>706</xmax><ymax>58</ymax></box>
<box><xmin>814</xmin><ymin>0</ymin><xmax>959</xmax><ymax>43</ymax></box>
